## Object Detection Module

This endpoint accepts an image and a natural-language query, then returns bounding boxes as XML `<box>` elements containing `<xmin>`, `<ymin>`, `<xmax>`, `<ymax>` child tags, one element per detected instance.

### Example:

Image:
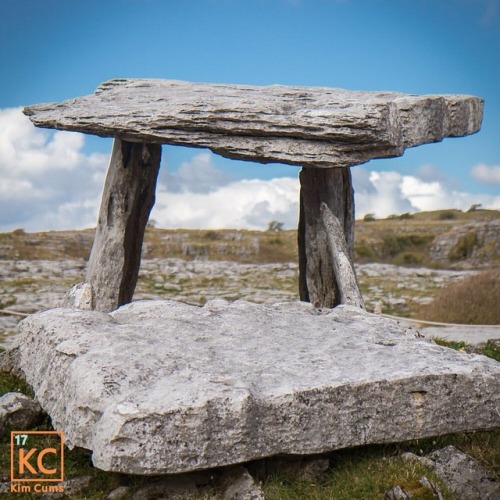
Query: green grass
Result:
<box><xmin>481</xmin><ymin>341</ymin><xmax>500</xmax><ymax>362</ymax></box>
<box><xmin>0</xmin><ymin>372</ymin><xmax>33</xmax><ymax>398</ymax></box>
<box><xmin>263</xmin><ymin>452</ymin><xmax>452</xmax><ymax>500</ymax></box>
<box><xmin>433</xmin><ymin>337</ymin><xmax>500</xmax><ymax>362</ymax></box>
<box><xmin>262</xmin><ymin>430</ymin><xmax>500</xmax><ymax>499</ymax></box>
<box><xmin>432</xmin><ymin>337</ymin><xmax>468</xmax><ymax>352</ymax></box>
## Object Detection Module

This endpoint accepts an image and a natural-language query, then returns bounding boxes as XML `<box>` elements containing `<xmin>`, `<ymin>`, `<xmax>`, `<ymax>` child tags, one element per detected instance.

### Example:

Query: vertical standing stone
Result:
<box><xmin>320</xmin><ymin>203</ymin><xmax>364</xmax><ymax>309</ymax></box>
<box><xmin>298</xmin><ymin>166</ymin><xmax>354</xmax><ymax>308</ymax></box>
<box><xmin>85</xmin><ymin>139</ymin><xmax>162</xmax><ymax>312</ymax></box>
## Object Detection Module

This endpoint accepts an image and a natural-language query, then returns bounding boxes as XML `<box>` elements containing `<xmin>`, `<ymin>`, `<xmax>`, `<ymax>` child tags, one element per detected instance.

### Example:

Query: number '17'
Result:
<box><xmin>14</xmin><ymin>434</ymin><xmax>28</xmax><ymax>446</ymax></box>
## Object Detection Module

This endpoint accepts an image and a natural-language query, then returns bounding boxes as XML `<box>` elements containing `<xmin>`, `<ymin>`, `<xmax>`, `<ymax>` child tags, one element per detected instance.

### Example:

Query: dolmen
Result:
<box><xmin>15</xmin><ymin>79</ymin><xmax>498</xmax><ymax>475</ymax></box>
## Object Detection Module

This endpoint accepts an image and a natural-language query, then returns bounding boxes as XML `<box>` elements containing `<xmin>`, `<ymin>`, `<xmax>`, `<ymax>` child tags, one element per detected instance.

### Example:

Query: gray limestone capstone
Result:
<box><xmin>17</xmin><ymin>300</ymin><xmax>500</xmax><ymax>475</ymax></box>
<box><xmin>23</xmin><ymin>79</ymin><xmax>483</xmax><ymax>167</ymax></box>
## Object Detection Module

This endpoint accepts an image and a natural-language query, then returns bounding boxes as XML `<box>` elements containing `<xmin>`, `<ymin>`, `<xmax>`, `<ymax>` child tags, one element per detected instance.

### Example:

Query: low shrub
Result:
<box><xmin>354</xmin><ymin>241</ymin><xmax>375</xmax><ymax>260</ymax></box>
<box><xmin>380</xmin><ymin>234</ymin><xmax>433</xmax><ymax>258</ymax></box>
<box><xmin>438</xmin><ymin>210</ymin><xmax>458</xmax><ymax>220</ymax></box>
<box><xmin>398</xmin><ymin>212</ymin><xmax>414</xmax><ymax>220</ymax></box>
<box><xmin>400</xmin><ymin>252</ymin><xmax>422</xmax><ymax>265</ymax></box>
<box><xmin>448</xmin><ymin>230</ymin><xmax>479</xmax><ymax>261</ymax></box>
<box><xmin>203</xmin><ymin>230</ymin><xmax>222</xmax><ymax>240</ymax></box>
<box><xmin>419</xmin><ymin>269</ymin><xmax>500</xmax><ymax>325</ymax></box>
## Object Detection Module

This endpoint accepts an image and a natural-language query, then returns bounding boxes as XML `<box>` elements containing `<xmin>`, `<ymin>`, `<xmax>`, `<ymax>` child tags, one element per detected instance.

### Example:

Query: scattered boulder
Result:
<box><xmin>401</xmin><ymin>446</ymin><xmax>498</xmax><ymax>499</ymax></box>
<box><xmin>426</xmin><ymin>445</ymin><xmax>498</xmax><ymax>499</ymax></box>
<box><xmin>218</xmin><ymin>466</ymin><xmax>264</xmax><ymax>500</ymax></box>
<box><xmin>400</xmin><ymin>451</ymin><xmax>434</xmax><ymax>469</ymax></box>
<box><xmin>0</xmin><ymin>392</ymin><xmax>44</xmax><ymax>432</ymax></box>
<box><xmin>17</xmin><ymin>299</ymin><xmax>500</xmax><ymax>475</ymax></box>
<box><xmin>419</xmin><ymin>475</ymin><xmax>443</xmax><ymax>500</ymax></box>
<box><xmin>0</xmin><ymin>346</ymin><xmax>23</xmax><ymax>378</ymax></box>
<box><xmin>107</xmin><ymin>486</ymin><xmax>131</xmax><ymax>499</ymax></box>
<box><xmin>384</xmin><ymin>476</ymin><xmax>444</xmax><ymax>499</ymax></box>
<box><xmin>61</xmin><ymin>282</ymin><xmax>94</xmax><ymax>310</ymax></box>
<box><xmin>385</xmin><ymin>485</ymin><xmax>412</xmax><ymax>499</ymax></box>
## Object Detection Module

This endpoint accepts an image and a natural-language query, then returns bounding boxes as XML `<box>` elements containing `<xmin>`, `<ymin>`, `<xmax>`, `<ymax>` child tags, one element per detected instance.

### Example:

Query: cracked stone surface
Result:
<box><xmin>17</xmin><ymin>300</ymin><xmax>500</xmax><ymax>475</ymax></box>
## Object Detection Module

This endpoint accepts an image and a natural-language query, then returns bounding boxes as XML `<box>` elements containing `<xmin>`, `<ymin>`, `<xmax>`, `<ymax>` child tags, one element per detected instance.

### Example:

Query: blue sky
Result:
<box><xmin>0</xmin><ymin>0</ymin><xmax>499</xmax><ymax>230</ymax></box>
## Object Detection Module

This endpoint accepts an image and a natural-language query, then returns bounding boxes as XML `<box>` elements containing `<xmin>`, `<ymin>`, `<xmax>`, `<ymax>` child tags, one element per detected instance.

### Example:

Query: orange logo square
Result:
<box><xmin>11</xmin><ymin>431</ymin><xmax>64</xmax><ymax>483</ymax></box>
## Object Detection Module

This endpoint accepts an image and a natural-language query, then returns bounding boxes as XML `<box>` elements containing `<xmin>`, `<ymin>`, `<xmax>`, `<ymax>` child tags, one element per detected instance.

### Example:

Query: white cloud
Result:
<box><xmin>470</xmin><ymin>163</ymin><xmax>500</xmax><ymax>184</ymax></box>
<box><xmin>353</xmin><ymin>167</ymin><xmax>500</xmax><ymax>218</ymax></box>
<box><xmin>153</xmin><ymin>170</ymin><xmax>300</xmax><ymax>230</ymax></box>
<box><xmin>0</xmin><ymin>107</ymin><xmax>498</xmax><ymax>232</ymax></box>
<box><xmin>353</xmin><ymin>170</ymin><xmax>414</xmax><ymax>217</ymax></box>
<box><xmin>0</xmin><ymin>108</ymin><xmax>109</xmax><ymax>231</ymax></box>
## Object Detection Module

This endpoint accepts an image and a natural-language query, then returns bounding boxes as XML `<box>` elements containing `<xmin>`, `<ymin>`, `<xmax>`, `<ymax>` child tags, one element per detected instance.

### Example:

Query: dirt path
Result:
<box><xmin>383</xmin><ymin>314</ymin><xmax>500</xmax><ymax>345</ymax></box>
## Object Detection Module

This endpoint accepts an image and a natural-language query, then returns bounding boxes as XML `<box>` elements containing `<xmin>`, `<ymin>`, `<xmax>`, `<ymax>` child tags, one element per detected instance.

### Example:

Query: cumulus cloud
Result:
<box><xmin>1</xmin><ymin>107</ymin><xmax>498</xmax><ymax>232</ymax></box>
<box><xmin>0</xmin><ymin>108</ymin><xmax>109</xmax><ymax>231</ymax></box>
<box><xmin>353</xmin><ymin>169</ymin><xmax>414</xmax><ymax>217</ymax></box>
<box><xmin>0</xmin><ymin>109</ymin><xmax>300</xmax><ymax>232</ymax></box>
<box><xmin>154</xmin><ymin>159</ymin><xmax>500</xmax><ymax>229</ymax></box>
<box><xmin>470</xmin><ymin>163</ymin><xmax>500</xmax><ymax>184</ymax></box>
<box><xmin>353</xmin><ymin>167</ymin><xmax>500</xmax><ymax>218</ymax></box>
<box><xmin>153</xmin><ymin>166</ymin><xmax>300</xmax><ymax>229</ymax></box>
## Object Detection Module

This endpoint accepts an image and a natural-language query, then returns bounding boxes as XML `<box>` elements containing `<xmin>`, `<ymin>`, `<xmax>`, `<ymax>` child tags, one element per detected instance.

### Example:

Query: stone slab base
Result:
<box><xmin>18</xmin><ymin>300</ymin><xmax>500</xmax><ymax>475</ymax></box>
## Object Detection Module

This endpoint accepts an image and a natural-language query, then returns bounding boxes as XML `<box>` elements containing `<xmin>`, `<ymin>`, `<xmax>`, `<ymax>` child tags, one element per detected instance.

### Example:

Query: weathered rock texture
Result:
<box><xmin>85</xmin><ymin>139</ymin><xmax>162</xmax><ymax>312</ymax></box>
<box><xmin>298</xmin><ymin>167</ymin><xmax>355</xmax><ymax>307</ymax></box>
<box><xmin>17</xmin><ymin>300</ymin><xmax>500</xmax><ymax>475</ymax></box>
<box><xmin>426</xmin><ymin>446</ymin><xmax>499</xmax><ymax>499</ymax></box>
<box><xmin>219</xmin><ymin>466</ymin><xmax>265</xmax><ymax>500</ymax></box>
<box><xmin>23</xmin><ymin>79</ymin><xmax>483</xmax><ymax>168</ymax></box>
<box><xmin>320</xmin><ymin>202</ymin><xmax>364</xmax><ymax>308</ymax></box>
<box><xmin>430</xmin><ymin>219</ymin><xmax>500</xmax><ymax>266</ymax></box>
<box><xmin>0</xmin><ymin>392</ymin><xmax>44</xmax><ymax>432</ymax></box>
<box><xmin>0</xmin><ymin>346</ymin><xmax>22</xmax><ymax>378</ymax></box>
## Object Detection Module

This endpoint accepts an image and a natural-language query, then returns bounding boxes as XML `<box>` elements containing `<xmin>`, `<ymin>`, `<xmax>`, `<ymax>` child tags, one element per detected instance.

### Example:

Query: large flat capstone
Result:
<box><xmin>23</xmin><ymin>79</ymin><xmax>483</xmax><ymax>167</ymax></box>
<box><xmin>18</xmin><ymin>300</ymin><xmax>499</xmax><ymax>475</ymax></box>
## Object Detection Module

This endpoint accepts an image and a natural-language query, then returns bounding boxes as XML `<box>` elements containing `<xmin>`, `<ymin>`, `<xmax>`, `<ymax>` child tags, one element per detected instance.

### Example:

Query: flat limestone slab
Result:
<box><xmin>23</xmin><ymin>79</ymin><xmax>483</xmax><ymax>167</ymax></box>
<box><xmin>18</xmin><ymin>300</ymin><xmax>499</xmax><ymax>475</ymax></box>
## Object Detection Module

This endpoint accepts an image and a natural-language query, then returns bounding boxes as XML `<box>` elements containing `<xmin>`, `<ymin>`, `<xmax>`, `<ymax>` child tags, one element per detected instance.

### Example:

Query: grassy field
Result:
<box><xmin>1</xmin><ymin>209</ymin><xmax>499</xmax><ymax>267</ymax></box>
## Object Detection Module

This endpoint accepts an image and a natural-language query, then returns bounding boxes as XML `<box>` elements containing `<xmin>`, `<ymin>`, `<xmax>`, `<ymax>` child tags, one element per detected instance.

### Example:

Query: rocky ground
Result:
<box><xmin>1</xmin><ymin>211</ymin><xmax>499</xmax><ymax>348</ymax></box>
<box><xmin>0</xmin><ymin>258</ymin><xmax>483</xmax><ymax>349</ymax></box>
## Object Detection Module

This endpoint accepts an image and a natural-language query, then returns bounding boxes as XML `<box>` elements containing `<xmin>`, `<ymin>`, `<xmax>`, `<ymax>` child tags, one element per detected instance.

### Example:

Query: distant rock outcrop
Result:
<box><xmin>430</xmin><ymin>219</ymin><xmax>500</xmax><ymax>267</ymax></box>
